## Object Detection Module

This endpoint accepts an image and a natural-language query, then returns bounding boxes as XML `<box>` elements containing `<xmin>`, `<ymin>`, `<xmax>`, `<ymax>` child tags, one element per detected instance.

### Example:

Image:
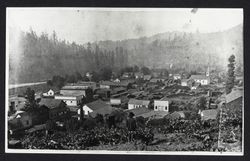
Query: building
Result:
<box><xmin>128</xmin><ymin>99</ymin><xmax>150</xmax><ymax>110</ymax></box>
<box><xmin>80</xmin><ymin>100</ymin><xmax>115</xmax><ymax>117</ymax></box>
<box><xmin>8</xmin><ymin>111</ymin><xmax>33</xmax><ymax>132</ymax></box>
<box><xmin>42</xmin><ymin>89</ymin><xmax>55</xmax><ymax>97</ymax></box>
<box><xmin>200</xmin><ymin>109</ymin><xmax>218</xmax><ymax>121</ymax></box>
<box><xmin>110</xmin><ymin>96</ymin><xmax>129</xmax><ymax>107</ymax></box>
<box><xmin>154</xmin><ymin>100</ymin><xmax>169</xmax><ymax>112</ymax></box>
<box><xmin>9</xmin><ymin>96</ymin><xmax>27</xmax><ymax>113</ymax></box>
<box><xmin>134</xmin><ymin>72</ymin><xmax>144</xmax><ymax>79</ymax></box>
<box><xmin>99</xmin><ymin>80</ymin><xmax>134</xmax><ymax>89</ymax></box>
<box><xmin>39</xmin><ymin>98</ymin><xmax>69</xmax><ymax>120</ymax></box>
<box><xmin>225</xmin><ymin>89</ymin><xmax>243</xmax><ymax>110</ymax></box>
<box><xmin>126</xmin><ymin>107</ymin><xmax>152</xmax><ymax>118</ymax></box>
<box><xmin>76</xmin><ymin>81</ymin><xmax>97</xmax><ymax>89</ymax></box>
<box><xmin>95</xmin><ymin>88</ymin><xmax>111</xmax><ymax>100</ymax></box>
<box><xmin>173</xmin><ymin>74</ymin><xmax>181</xmax><ymax>80</ymax></box>
<box><xmin>60</xmin><ymin>85</ymin><xmax>91</xmax><ymax>97</ymax></box>
<box><xmin>190</xmin><ymin>75</ymin><xmax>210</xmax><ymax>85</ymax></box>
<box><xmin>150</xmin><ymin>78</ymin><xmax>165</xmax><ymax>83</ymax></box>
<box><xmin>54</xmin><ymin>94</ymin><xmax>83</xmax><ymax>107</ymax></box>
<box><xmin>143</xmin><ymin>75</ymin><xmax>152</xmax><ymax>81</ymax></box>
<box><xmin>181</xmin><ymin>79</ymin><xmax>194</xmax><ymax>87</ymax></box>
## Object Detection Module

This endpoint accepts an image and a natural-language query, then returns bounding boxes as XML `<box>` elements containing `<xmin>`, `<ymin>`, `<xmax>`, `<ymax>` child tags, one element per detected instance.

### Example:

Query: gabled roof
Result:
<box><xmin>126</xmin><ymin>107</ymin><xmax>151</xmax><ymax>116</ymax></box>
<box><xmin>128</xmin><ymin>99</ymin><xmax>150</xmax><ymax>106</ymax></box>
<box><xmin>84</xmin><ymin>100</ymin><xmax>112</xmax><ymax>111</ymax></box>
<box><xmin>61</xmin><ymin>85</ymin><xmax>88</xmax><ymax>90</ymax></box>
<box><xmin>190</xmin><ymin>75</ymin><xmax>210</xmax><ymax>80</ymax></box>
<box><xmin>226</xmin><ymin>89</ymin><xmax>243</xmax><ymax>104</ymax></box>
<box><xmin>39</xmin><ymin>98</ymin><xmax>64</xmax><ymax>109</ymax></box>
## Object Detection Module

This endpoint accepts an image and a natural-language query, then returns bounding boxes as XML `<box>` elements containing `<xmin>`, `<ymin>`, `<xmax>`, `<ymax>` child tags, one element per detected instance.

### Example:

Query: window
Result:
<box><xmin>155</xmin><ymin>106</ymin><xmax>158</xmax><ymax>110</ymax></box>
<box><xmin>26</xmin><ymin>120</ymin><xmax>29</xmax><ymax>125</ymax></box>
<box><xmin>165</xmin><ymin>106</ymin><xmax>168</xmax><ymax>110</ymax></box>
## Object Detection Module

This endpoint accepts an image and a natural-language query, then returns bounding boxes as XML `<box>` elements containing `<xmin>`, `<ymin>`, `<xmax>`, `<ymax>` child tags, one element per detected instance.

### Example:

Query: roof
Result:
<box><xmin>61</xmin><ymin>85</ymin><xmax>89</xmax><ymax>90</ymax></box>
<box><xmin>85</xmin><ymin>100</ymin><xmax>112</xmax><ymax>111</ymax></box>
<box><xmin>39</xmin><ymin>98</ymin><xmax>63</xmax><ymax>109</ymax></box>
<box><xmin>201</xmin><ymin>109</ymin><xmax>218</xmax><ymax>120</ymax></box>
<box><xmin>226</xmin><ymin>89</ymin><xmax>243</xmax><ymax>104</ymax></box>
<box><xmin>9</xmin><ymin>96</ymin><xmax>27</xmax><ymax>102</ymax></box>
<box><xmin>128</xmin><ymin>99</ymin><xmax>150</xmax><ymax>106</ymax></box>
<box><xmin>90</xmin><ymin>105</ymin><xmax>116</xmax><ymax>118</ymax></box>
<box><xmin>126</xmin><ymin>107</ymin><xmax>151</xmax><ymax>116</ymax></box>
<box><xmin>112</xmin><ymin>87</ymin><xmax>126</xmax><ymax>94</ymax></box>
<box><xmin>100</xmin><ymin>81</ymin><xmax>130</xmax><ymax>87</ymax></box>
<box><xmin>135</xmin><ymin>72</ymin><xmax>144</xmax><ymax>76</ymax></box>
<box><xmin>165</xmin><ymin>111</ymin><xmax>185</xmax><ymax>120</ymax></box>
<box><xmin>150</xmin><ymin>78</ymin><xmax>165</xmax><ymax>83</ymax></box>
<box><xmin>137</xmin><ymin>110</ymin><xmax>168</xmax><ymax>119</ymax></box>
<box><xmin>144</xmin><ymin>75</ymin><xmax>152</xmax><ymax>79</ymax></box>
<box><xmin>190</xmin><ymin>75</ymin><xmax>210</xmax><ymax>80</ymax></box>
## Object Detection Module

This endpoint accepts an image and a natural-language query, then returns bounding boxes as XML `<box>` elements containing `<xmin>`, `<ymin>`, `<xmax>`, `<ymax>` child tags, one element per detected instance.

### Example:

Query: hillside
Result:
<box><xmin>8</xmin><ymin>24</ymin><xmax>243</xmax><ymax>84</ymax></box>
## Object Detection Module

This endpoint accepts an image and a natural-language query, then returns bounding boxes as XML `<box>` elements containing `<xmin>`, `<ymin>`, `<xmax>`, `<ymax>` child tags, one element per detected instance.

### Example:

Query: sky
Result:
<box><xmin>7</xmin><ymin>8</ymin><xmax>243</xmax><ymax>44</ymax></box>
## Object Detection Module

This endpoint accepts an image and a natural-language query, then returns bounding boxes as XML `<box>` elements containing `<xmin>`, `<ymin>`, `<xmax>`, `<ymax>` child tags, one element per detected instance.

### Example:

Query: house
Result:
<box><xmin>128</xmin><ymin>99</ymin><xmax>150</xmax><ymax>110</ymax></box>
<box><xmin>126</xmin><ymin>107</ymin><xmax>152</xmax><ymax>118</ymax></box>
<box><xmin>149</xmin><ymin>78</ymin><xmax>165</xmax><ymax>83</ymax></box>
<box><xmin>154</xmin><ymin>100</ymin><xmax>169</xmax><ymax>112</ymax></box>
<box><xmin>122</xmin><ymin>72</ymin><xmax>133</xmax><ymax>79</ymax></box>
<box><xmin>39</xmin><ymin>98</ymin><xmax>69</xmax><ymax>120</ymax></box>
<box><xmin>191</xmin><ymin>82</ymin><xmax>201</xmax><ymax>90</ymax></box>
<box><xmin>42</xmin><ymin>89</ymin><xmax>55</xmax><ymax>97</ymax></box>
<box><xmin>80</xmin><ymin>100</ymin><xmax>115</xmax><ymax>118</ymax></box>
<box><xmin>200</xmin><ymin>109</ymin><xmax>218</xmax><ymax>121</ymax></box>
<box><xmin>181</xmin><ymin>79</ymin><xmax>194</xmax><ymax>87</ymax></box>
<box><xmin>8</xmin><ymin>111</ymin><xmax>33</xmax><ymax>132</ymax></box>
<box><xmin>134</xmin><ymin>72</ymin><xmax>144</xmax><ymax>79</ymax></box>
<box><xmin>95</xmin><ymin>88</ymin><xmax>111</xmax><ymax>99</ymax></box>
<box><xmin>110</xmin><ymin>96</ymin><xmax>129</xmax><ymax>107</ymax></box>
<box><xmin>60</xmin><ymin>84</ymin><xmax>92</xmax><ymax>97</ymax></box>
<box><xmin>54</xmin><ymin>94</ymin><xmax>83</xmax><ymax>107</ymax></box>
<box><xmin>77</xmin><ymin>81</ymin><xmax>97</xmax><ymax>90</ymax></box>
<box><xmin>225</xmin><ymin>89</ymin><xmax>243</xmax><ymax>110</ymax></box>
<box><xmin>99</xmin><ymin>80</ymin><xmax>134</xmax><ymax>89</ymax></box>
<box><xmin>173</xmin><ymin>74</ymin><xmax>181</xmax><ymax>80</ymax></box>
<box><xmin>143</xmin><ymin>75</ymin><xmax>152</xmax><ymax>81</ymax></box>
<box><xmin>9</xmin><ymin>96</ymin><xmax>27</xmax><ymax>112</ymax></box>
<box><xmin>190</xmin><ymin>75</ymin><xmax>210</xmax><ymax>85</ymax></box>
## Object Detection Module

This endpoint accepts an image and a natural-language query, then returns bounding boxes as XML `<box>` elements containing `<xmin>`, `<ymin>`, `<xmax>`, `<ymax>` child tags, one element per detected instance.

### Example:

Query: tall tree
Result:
<box><xmin>226</xmin><ymin>54</ymin><xmax>236</xmax><ymax>94</ymax></box>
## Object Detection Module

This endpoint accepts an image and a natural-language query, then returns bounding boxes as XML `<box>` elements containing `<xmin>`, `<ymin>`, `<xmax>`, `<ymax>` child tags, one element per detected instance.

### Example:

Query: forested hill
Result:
<box><xmin>9</xmin><ymin>24</ymin><xmax>243</xmax><ymax>84</ymax></box>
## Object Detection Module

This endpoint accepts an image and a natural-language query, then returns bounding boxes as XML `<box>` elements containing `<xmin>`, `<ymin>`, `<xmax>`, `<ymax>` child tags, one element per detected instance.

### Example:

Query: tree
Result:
<box><xmin>25</xmin><ymin>87</ymin><xmax>35</xmax><ymax>103</ymax></box>
<box><xmin>100</xmin><ymin>67</ymin><xmax>112</xmax><ymax>81</ymax></box>
<box><xmin>226</xmin><ymin>54</ymin><xmax>236</xmax><ymax>94</ymax></box>
<box><xmin>141</xmin><ymin>66</ymin><xmax>151</xmax><ymax>75</ymax></box>
<box><xmin>197</xmin><ymin>96</ymin><xmax>207</xmax><ymax>111</ymax></box>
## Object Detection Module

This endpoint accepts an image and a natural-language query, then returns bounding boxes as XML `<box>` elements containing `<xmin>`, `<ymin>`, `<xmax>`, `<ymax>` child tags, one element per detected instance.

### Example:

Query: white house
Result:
<box><xmin>128</xmin><ymin>99</ymin><xmax>150</xmax><ymax>110</ymax></box>
<box><xmin>110</xmin><ymin>98</ymin><xmax>122</xmax><ymax>106</ymax></box>
<box><xmin>54</xmin><ymin>94</ymin><xmax>83</xmax><ymax>107</ymax></box>
<box><xmin>43</xmin><ymin>89</ymin><xmax>55</xmax><ymax>97</ymax></box>
<box><xmin>190</xmin><ymin>75</ymin><xmax>210</xmax><ymax>85</ymax></box>
<box><xmin>80</xmin><ymin>100</ymin><xmax>115</xmax><ymax>117</ymax></box>
<box><xmin>154</xmin><ymin>100</ymin><xmax>169</xmax><ymax>112</ymax></box>
<box><xmin>173</xmin><ymin>74</ymin><xmax>181</xmax><ymax>80</ymax></box>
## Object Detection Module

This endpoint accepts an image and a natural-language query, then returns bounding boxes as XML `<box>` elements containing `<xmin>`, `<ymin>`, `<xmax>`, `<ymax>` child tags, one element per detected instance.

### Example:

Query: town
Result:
<box><xmin>8</xmin><ymin>60</ymin><xmax>243</xmax><ymax>151</ymax></box>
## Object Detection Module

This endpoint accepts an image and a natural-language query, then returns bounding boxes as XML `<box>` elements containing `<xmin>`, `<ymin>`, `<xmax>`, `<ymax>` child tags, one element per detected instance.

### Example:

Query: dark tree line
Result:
<box><xmin>14</xmin><ymin>29</ymin><xmax>129</xmax><ymax>83</ymax></box>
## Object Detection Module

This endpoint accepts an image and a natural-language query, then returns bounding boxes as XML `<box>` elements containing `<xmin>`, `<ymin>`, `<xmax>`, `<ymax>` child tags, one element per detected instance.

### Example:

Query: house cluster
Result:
<box><xmin>8</xmin><ymin>67</ymin><xmax>243</xmax><ymax>135</ymax></box>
